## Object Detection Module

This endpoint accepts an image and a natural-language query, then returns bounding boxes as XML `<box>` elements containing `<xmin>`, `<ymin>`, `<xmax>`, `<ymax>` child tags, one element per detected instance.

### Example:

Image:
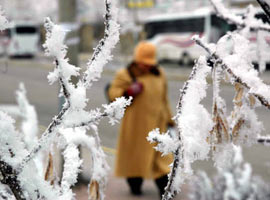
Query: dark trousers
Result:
<box><xmin>127</xmin><ymin>175</ymin><xmax>168</xmax><ymax>198</ymax></box>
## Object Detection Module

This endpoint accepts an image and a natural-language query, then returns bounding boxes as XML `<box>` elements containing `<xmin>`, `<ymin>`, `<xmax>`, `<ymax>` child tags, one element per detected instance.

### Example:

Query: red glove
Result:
<box><xmin>125</xmin><ymin>82</ymin><xmax>143</xmax><ymax>97</ymax></box>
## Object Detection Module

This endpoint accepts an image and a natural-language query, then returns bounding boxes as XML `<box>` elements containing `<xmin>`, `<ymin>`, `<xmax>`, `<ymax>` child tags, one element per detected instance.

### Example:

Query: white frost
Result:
<box><xmin>103</xmin><ymin>97</ymin><xmax>132</xmax><ymax>125</ymax></box>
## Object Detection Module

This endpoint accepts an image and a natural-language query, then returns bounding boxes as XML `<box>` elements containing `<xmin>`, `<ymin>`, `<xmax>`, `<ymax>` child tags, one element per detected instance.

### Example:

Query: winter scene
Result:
<box><xmin>0</xmin><ymin>0</ymin><xmax>270</xmax><ymax>200</ymax></box>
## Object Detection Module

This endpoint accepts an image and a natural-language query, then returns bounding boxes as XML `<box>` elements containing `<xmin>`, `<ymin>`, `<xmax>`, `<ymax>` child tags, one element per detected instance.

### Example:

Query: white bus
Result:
<box><xmin>6</xmin><ymin>22</ymin><xmax>40</xmax><ymax>57</ymax></box>
<box><xmin>143</xmin><ymin>8</ymin><xmax>231</xmax><ymax>65</ymax></box>
<box><xmin>144</xmin><ymin>8</ymin><xmax>270</xmax><ymax>69</ymax></box>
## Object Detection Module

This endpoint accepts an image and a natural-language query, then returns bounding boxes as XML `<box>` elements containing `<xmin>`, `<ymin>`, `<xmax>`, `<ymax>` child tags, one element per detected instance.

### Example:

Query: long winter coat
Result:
<box><xmin>108</xmin><ymin>65</ymin><xmax>174</xmax><ymax>179</ymax></box>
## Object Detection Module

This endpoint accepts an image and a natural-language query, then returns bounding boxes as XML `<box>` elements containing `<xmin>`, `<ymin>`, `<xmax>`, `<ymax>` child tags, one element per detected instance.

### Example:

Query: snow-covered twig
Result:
<box><xmin>210</xmin><ymin>0</ymin><xmax>270</xmax><ymax>32</ymax></box>
<box><xmin>19</xmin><ymin>103</ymin><xmax>69</xmax><ymax>170</ymax></box>
<box><xmin>256</xmin><ymin>0</ymin><xmax>270</xmax><ymax>22</ymax></box>
<box><xmin>194</xmin><ymin>36</ymin><xmax>270</xmax><ymax>110</ymax></box>
<box><xmin>62</xmin><ymin>97</ymin><xmax>131</xmax><ymax>128</ymax></box>
<box><xmin>20</xmin><ymin>1</ymin><xmax>121</xmax><ymax>168</ymax></box>
<box><xmin>0</xmin><ymin>112</ymin><xmax>56</xmax><ymax>200</ymax></box>
<box><xmin>158</xmin><ymin>58</ymin><xmax>212</xmax><ymax>200</ymax></box>
<box><xmin>83</xmin><ymin>0</ymin><xmax>120</xmax><ymax>88</ymax></box>
<box><xmin>148</xmin><ymin>129</ymin><xmax>179</xmax><ymax>156</ymax></box>
<box><xmin>161</xmin><ymin>64</ymin><xmax>203</xmax><ymax>200</ymax></box>
<box><xmin>0</xmin><ymin>160</ymin><xmax>25</xmax><ymax>200</ymax></box>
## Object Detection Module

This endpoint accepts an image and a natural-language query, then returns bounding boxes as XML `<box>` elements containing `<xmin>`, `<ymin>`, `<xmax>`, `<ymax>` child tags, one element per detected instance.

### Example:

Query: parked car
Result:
<box><xmin>6</xmin><ymin>21</ymin><xmax>40</xmax><ymax>58</ymax></box>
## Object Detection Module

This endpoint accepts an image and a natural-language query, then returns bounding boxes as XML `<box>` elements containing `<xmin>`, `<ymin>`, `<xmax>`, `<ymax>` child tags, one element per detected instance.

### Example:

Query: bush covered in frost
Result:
<box><xmin>148</xmin><ymin>1</ymin><xmax>270</xmax><ymax>199</ymax></box>
<box><xmin>0</xmin><ymin>0</ymin><xmax>132</xmax><ymax>199</ymax></box>
<box><xmin>189</xmin><ymin>146</ymin><xmax>270</xmax><ymax>200</ymax></box>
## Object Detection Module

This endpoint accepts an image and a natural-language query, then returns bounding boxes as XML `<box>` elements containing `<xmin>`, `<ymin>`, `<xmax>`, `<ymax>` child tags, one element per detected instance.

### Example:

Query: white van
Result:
<box><xmin>6</xmin><ymin>22</ymin><xmax>40</xmax><ymax>57</ymax></box>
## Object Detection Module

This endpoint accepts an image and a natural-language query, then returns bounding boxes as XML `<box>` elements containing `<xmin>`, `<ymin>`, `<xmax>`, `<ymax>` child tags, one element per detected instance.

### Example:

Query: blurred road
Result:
<box><xmin>0</xmin><ymin>53</ymin><xmax>270</xmax><ymax>199</ymax></box>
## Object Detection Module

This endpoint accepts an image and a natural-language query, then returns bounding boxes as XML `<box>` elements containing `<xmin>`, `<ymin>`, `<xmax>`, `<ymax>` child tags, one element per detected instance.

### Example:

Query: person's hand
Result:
<box><xmin>126</xmin><ymin>82</ymin><xmax>143</xmax><ymax>97</ymax></box>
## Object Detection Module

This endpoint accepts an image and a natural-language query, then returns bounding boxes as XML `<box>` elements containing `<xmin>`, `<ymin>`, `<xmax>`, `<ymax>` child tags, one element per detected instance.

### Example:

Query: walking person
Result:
<box><xmin>108</xmin><ymin>41</ymin><xmax>174</xmax><ymax>198</ymax></box>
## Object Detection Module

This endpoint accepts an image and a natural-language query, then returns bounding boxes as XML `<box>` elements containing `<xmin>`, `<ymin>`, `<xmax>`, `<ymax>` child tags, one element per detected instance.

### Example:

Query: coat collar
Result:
<box><xmin>128</xmin><ymin>62</ymin><xmax>160</xmax><ymax>78</ymax></box>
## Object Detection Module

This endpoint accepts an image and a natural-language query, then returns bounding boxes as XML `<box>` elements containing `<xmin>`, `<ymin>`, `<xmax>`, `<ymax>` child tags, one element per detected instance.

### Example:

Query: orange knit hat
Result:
<box><xmin>134</xmin><ymin>41</ymin><xmax>157</xmax><ymax>66</ymax></box>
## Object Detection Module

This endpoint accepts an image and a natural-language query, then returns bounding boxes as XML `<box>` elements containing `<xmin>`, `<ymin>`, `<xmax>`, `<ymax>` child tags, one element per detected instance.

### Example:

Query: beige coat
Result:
<box><xmin>109</xmin><ymin>65</ymin><xmax>174</xmax><ymax>179</ymax></box>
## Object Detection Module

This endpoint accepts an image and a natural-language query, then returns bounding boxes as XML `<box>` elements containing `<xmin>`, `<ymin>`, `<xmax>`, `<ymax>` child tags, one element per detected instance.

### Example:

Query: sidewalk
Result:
<box><xmin>75</xmin><ymin>174</ymin><xmax>189</xmax><ymax>200</ymax></box>
<box><xmin>75</xmin><ymin>152</ymin><xmax>189</xmax><ymax>200</ymax></box>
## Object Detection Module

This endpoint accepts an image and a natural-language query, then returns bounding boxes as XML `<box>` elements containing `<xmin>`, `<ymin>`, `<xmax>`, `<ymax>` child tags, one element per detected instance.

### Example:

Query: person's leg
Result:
<box><xmin>155</xmin><ymin>175</ymin><xmax>168</xmax><ymax>199</ymax></box>
<box><xmin>126</xmin><ymin>177</ymin><xmax>143</xmax><ymax>195</ymax></box>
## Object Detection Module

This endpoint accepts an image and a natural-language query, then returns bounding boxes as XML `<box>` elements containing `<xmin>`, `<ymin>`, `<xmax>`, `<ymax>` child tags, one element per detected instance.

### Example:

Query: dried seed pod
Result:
<box><xmin>218</xmin><ymin>115</ymin><xmax>229</xmax><ymax>142</ymax></box>
<box><xmin>89</xmin><ymin>180</ymin><xmax>100</xmax><ymax>200</ymax></box>
<box><xmin>44</xmin><ymin>153</ymin><xmax>54</xmax><ymax>185</ymax></box>
<box><xmin>211</xmin><ymin>102</ymin><xmax>229</xmax><ymax>144</ymax></box>
<box><xmin>234</xmin><ymin>83</ymin><xmax>244</xmax><ymax>107</ymax></box>
<box><xmin>249</xmin><ymin>94</ymin><xmax>256</xmax><ymax>107</ymax></box>
<box><xmin>232</xmin><ymin>118</ymin><xmax>245</xmax><ymax>141</ymax></box>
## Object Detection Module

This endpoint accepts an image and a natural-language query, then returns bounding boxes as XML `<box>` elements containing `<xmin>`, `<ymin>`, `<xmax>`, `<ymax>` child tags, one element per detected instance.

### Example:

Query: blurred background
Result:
<box><xmin>0</xmin><ymin>0</ymin><xmax>264</xmax><ymax>62</ymax></box>
<box><xmin>0</xmin><ymin>0</ymin><xmax>269</xmax><ymax>199</ymax></box>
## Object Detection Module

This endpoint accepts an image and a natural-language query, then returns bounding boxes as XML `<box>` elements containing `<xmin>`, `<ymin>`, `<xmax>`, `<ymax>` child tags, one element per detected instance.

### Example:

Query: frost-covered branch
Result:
<box><xmin>210</xmin><ymin>0</ymin><xmax>244</xmax><ymax>27</ymax></box>
<box><xmin>83</xmin><ymin>0</ymin><xmax>120</xmax><ymax>88</ymax></box>
<box><xmin>148</xmin><ymin>129</ymin><xmax>179</xmax><ymax>156</ymax></box>
<box><xmin>210</xmin><ymin>0</ymin><xmax>270</xmax><ymax>32</ymax></box>
<box><xmin>0</xmin><ymin>112</ymin><xmax>58</xmax><ymax>200</ymax></box>
<box><xmin>63</xmin><ymin>97</ymin><xmax>131</xmax><ymax>128</ymax></box>
<box><xmin>256</xmin><ymin>0</ymin><xmax>270</xmax><ymax>22</ymax></box>
<box><xmin>21</xmin><ymin>2</ymin><xmax>121</xmax><ymax>168</ymax></box>
<box><xmin>58</xmin><ymin>126</ymin><xmax>109</xmax><ymax>199</ymax></box>
<box><xmin>194</xmin><ymin>36</ymin><xmax>270</xmax><ymax>110</ymax></box>
<box><xmin>160</xmin><ymin>64</ymin><xmax>203</xmax><ymax>200</ymax></box>
<box><xmin>148</xmin><ymin>58</ymin><xmax>212</xmax><ymax>200</ymax></box>
<box><xmin>0</xmin><ymin>160</ymin><xmax>25</xmax><ymax>200</ymax></box>
<box><xmin>19</xmin><ymin>103</ymin><xmax>69</xmax><ymax>169</ymax></box>
<box><xmin>43</xmin><ymin>17</ymin><xmax>80</xmax><ymax>106</ymax></box>
<box><xmin>19</xmin><ymin>17</ymin><xmax>83</xmax><ymax>169</ymax></box>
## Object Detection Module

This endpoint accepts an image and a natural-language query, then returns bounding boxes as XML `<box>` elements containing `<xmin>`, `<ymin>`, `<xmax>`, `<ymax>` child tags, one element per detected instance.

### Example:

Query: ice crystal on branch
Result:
<box><xmin>103</xmin><ymin>97</ymin><xmax>132</xmax><ymax>125</ymax></box>
<box><xmin>83</xmin><ymin>0</ymin><xmax>120</xmax><ymax>89</ymax></box>
<box><xmin>148</xmin><ymin>129</ymin><xmax>179</xmax><ymax>156</ymax></box>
